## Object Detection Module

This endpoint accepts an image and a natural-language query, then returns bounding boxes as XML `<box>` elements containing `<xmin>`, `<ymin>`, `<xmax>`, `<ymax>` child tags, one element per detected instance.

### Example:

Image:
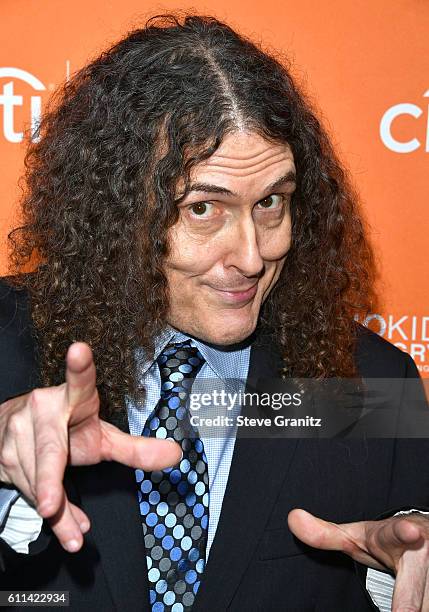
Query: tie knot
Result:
<box><xmin>156</xmin><ymin>340</ymin><xmax>205</xmax><ymax>386</ymax></box>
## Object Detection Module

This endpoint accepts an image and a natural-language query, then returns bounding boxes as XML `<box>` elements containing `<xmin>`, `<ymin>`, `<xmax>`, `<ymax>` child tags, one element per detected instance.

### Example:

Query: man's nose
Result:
<box><xmin>224</xmin><ymin>216</ymin><xmax>264</xmax><ymax>278</ymax></box>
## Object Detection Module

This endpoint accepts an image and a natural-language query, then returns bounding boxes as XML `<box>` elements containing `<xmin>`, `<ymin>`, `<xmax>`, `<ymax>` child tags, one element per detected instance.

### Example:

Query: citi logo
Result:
<box><xmin>380</xmin><ymin>90</ymin><xmax>429</xmax><ymax>153</ymax></box>
<box><xmin>0</xmin><ymin>67</ymin><xmax>46</xmax><ymax>143</ymax></box>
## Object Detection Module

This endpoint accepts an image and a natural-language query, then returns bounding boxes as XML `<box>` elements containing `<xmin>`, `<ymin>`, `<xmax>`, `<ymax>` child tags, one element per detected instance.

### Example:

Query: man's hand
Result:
<box><xmin>0</xmin><ymin>342</ymin><xmax>182</xmax><ymax>553</ymax></box>
<box><xmin>288</xmin><ymin>508</ymin><xmax>429</xmax><ymax>612</ymax></box>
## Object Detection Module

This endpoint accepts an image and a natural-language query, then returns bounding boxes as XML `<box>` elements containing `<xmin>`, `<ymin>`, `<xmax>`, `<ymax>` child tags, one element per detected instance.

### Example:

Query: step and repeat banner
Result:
<box><xmin>1</xmin><ymin>1</ymin><xmax>428</xmax><ymax>375</ymax></box>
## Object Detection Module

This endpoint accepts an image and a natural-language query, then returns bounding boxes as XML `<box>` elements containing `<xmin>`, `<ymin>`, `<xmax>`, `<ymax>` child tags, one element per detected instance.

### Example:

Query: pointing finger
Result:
<box><xmin>65</xmin><ymin>343</ymin><xmax>99</xmax><ymax>418</ymax></box>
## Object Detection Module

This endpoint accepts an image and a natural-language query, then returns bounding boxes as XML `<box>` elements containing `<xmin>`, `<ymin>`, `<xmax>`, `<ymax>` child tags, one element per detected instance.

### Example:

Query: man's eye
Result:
<box><xmin>189</xmin><ymin>202</ymin><xmax>214</xmax><ymax>217</ymax></box>
<box><xmin>256</xmin><ymin>194</ymin><xmax>284</xmax><ymax>210</ymax></box>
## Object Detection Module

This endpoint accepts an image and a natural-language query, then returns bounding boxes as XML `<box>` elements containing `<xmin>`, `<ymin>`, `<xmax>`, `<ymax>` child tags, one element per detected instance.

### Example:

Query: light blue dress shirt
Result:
<box><xmin>127</xmin><ymin>327</ymin><xmax>251</xmax><ymax>561</ymax></box>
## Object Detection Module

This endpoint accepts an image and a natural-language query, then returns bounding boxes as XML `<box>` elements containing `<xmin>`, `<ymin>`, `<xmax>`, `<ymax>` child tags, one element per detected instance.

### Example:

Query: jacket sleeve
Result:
<box><xmin>0</xmin><ymin>278</ymin><xmax>49</xmax><ymax>571</ymax></box>
<box><xmin>355</xmin><ymin>349</ymin><xmax>429</xmax><ymax>609</ymax></box>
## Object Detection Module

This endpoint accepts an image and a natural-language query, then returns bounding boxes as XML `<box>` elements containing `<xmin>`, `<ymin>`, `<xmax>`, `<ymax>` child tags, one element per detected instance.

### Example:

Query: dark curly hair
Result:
<box><xmin>8</xmin><ymin>14</ymin><xmax>376</xmax><ymax>417</ymax></box>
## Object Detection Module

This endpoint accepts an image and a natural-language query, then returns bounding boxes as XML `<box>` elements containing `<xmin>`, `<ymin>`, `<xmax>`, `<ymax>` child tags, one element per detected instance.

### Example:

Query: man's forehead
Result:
<box><xmin>176</xmin><ymin>132</ymin><xmax>295</xmax><ymax>196</ymax></box>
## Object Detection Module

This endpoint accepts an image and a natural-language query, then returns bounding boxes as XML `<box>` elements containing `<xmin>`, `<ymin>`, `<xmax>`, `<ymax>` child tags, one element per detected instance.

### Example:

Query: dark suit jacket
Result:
<box><xmin>1</xmin><ymin>278</ymin><xmax>428</xmax><ymax>611</ymax></box>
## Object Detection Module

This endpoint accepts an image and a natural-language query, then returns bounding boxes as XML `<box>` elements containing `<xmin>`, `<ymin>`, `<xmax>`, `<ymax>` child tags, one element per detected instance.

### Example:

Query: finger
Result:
<box><xmin>100</xmin><ymin>422</ymin><xmax>183</xmax><ymax>469</ymax></box>
<box><xmin>69</xmin><ymin>502</ymin><xmax>91</xmax><ymax>534</ymax></box>
<box><xmin>287</xmin><ymin>509</ymin><xmax>347</xmax><ymax>551</ymax></box>
<box><xmin>0</xmin><ymin>396</ymin><xmax>33</xmax><ymax>486</ymax></box>
<box><xmin>392</xmin><ymin>548</ymin><xmax>426</xmax><ymax>612</ymax></box>
<box><xmin>33</xmin><ymin>414</ymin><xmax>68</xmax><ymax>517</ymax></box>
<box><xmin>287</xmin><ymin>508</ymin><xmax>386</xmax><ymax>569</ymax></box>
<box><xmin>392</xmin><ymin>517</ymin><xmax>423</xmax><ymax>546</ymax></box>
<box><xmin>15</xmin><ymin>421</ymin><xmax>36</xmax><ymax>500</ymax></box>
<box><xmin>3</xmin><ymin>454</ymin><xmax>37</xmax><ymax>506</ymax></box>
<box><xmin>423</xmin><ymin>565</ymin><xmax>429</xmax><ymax>612</ymax></box>
<box><xmin>65</xmin><ymin>343</ymin><xmax>98</xmax><ymax>417</ymax></box>
<box><xmin>373</xmin><ymin>517</ymin><xmax>424</xmax><ymax>569</ymax></box>
<box><xmin>48</xmin><ymin>493</ymin><xmax>86</xmax><ymax>553</ymax></box>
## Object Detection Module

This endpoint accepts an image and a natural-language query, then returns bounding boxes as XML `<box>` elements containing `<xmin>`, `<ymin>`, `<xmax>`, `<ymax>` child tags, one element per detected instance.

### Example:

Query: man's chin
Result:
<box><xmin>167</xmin><ymin>311</ymin><xmax>259</xmax><ymax>347</ymax></box>
<box><xmin>190</xmin><ymin>321</ymin><xmax>257</xmax><ymax>347</ymax></box>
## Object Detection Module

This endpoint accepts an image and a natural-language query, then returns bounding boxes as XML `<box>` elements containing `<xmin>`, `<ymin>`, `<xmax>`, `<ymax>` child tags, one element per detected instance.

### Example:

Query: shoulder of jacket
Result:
<box><xmin>354</xmin><ymin>322</ymin><xmax>414</xmax><ymax>378</ymax></box>
<box><xmin>0</xmin><ymin>276</ymin><xmax>30</xmax><ymax>330</ymax></box>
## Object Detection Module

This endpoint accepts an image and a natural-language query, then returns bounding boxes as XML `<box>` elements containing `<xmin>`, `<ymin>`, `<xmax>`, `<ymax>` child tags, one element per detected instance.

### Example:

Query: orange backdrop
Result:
<box><xmin>1</xmin><ymin>0</ymin><xmax>428</xmax><ymax>375</ymax></box>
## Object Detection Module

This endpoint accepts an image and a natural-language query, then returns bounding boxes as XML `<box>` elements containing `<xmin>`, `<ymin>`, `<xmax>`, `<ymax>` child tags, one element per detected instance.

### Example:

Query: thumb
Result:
<box><xmin>287</xmin><ymin>508</ymin><xmax>348</xmax><ymax>551</ymax></box>
<box><xmin>288</xmin><ymin>509</ymin><xmax>389</xmax><ymax>570</ymax></box>
<box><xmin>65</xmin><ymin>342</ymin><xmax>98</xmax><ymax>416</ymax></box>
<box><xmin>100</xmin><ymin>421</ymin><xmax>183</xmax><ymax>470</ymax></box>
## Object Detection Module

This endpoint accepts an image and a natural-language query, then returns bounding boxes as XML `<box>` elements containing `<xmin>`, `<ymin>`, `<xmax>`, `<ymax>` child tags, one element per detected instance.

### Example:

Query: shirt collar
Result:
<box><xmin>137</xmin><ymin>326</ymin><xmax>251</xmax><ymax>382</ymax></box>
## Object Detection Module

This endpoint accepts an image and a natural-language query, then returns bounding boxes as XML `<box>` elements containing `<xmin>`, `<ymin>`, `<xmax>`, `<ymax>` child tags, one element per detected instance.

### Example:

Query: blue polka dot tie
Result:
<box><xmin>136</xmin><ymin>341</ymin><xmax>209</xmax><ymax>612</ymax></box>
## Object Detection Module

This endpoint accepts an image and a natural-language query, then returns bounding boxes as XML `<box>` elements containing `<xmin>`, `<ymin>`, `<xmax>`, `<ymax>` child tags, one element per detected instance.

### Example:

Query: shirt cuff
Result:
<box><xmin>0</xmin><ymin>488</ymin><xmax>20</xmax><ymax>528</ymax></box>
<box><xmin>0</xmin><ymin>492</ymin><xmax>43</xmax><ymax>554</ymax></box>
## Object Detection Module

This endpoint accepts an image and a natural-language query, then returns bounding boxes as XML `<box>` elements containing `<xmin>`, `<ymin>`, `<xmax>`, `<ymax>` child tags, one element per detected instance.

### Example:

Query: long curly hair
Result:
<box><xmin>8</xmin><ymin>14</ymin><xmax>376</xmax><ymax>417</ymax></box>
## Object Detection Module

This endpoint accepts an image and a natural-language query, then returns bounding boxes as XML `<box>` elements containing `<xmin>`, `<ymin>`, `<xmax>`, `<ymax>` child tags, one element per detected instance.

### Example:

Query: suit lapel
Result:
<box><xmin>193</xmin><ymin>333</ymin><xmax>299</xmax><ymax>611</ymax></box>
<box><xmin>70</xmin><ymin>461</ymin><xmax>150</xmax><ymax>611</ymax></box>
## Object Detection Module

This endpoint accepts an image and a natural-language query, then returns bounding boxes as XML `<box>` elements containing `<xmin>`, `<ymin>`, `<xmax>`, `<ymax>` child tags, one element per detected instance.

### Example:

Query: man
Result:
<box><xmin>0</xmin><ymin>14</ymin><xmax>428</xmax><ymax>611</ymax></box>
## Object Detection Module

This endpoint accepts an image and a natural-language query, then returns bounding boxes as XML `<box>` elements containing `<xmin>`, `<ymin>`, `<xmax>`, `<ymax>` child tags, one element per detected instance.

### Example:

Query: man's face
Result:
<box><xmin>164</xmin><ymin>131</ymin><xmax>296</xmax><ymax>345</ymax></box>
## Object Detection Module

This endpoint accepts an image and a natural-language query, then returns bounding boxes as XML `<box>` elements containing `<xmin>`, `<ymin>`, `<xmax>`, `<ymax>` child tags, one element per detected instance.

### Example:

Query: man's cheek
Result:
<box><xmin>260</xmin><ymin>235</ymin><xmax>291</xmax><ymax>262</ymax></box>
<box><xmin>257</xmin><ymin>221</ymin><xmax>291</xmax><ymax>257</ymax></box>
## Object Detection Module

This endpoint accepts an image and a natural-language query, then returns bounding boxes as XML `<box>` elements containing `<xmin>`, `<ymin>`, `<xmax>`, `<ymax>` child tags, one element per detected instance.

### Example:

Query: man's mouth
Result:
<box><xmin>206</xmin><ymin>282</ymin><xmax>259</xmax><ymax>305</ymax></box>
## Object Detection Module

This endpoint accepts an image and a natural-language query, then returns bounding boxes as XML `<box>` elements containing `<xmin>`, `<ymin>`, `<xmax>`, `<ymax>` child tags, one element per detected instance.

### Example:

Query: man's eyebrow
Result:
<box><xmin>178</xmin><ymin>170</ymin><xmax>297</xmax><ymax>200</ymax></box>
<box><xmin>265</xmin><ymin>171</ymin><xmax>296</xmax><ymax>193</ymax></box>
<box><xmin>185</xmin><ymin>182</ymin><xmax>234</xmax><ymax>196</ymax></box>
